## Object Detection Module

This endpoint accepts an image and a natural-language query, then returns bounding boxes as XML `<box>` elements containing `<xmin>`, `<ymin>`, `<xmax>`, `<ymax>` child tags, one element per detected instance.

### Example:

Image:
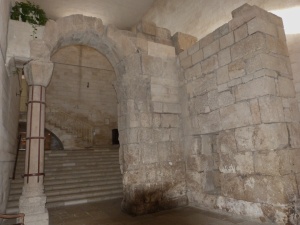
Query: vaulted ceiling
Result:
<box><xmin>25</xmin><ymin>0</ymin><xmax>155</xmax><ymax>29</ymax></box>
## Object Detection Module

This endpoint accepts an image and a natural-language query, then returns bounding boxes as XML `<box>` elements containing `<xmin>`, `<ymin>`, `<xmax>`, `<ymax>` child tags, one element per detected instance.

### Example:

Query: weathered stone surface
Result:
<box><xmin>277</xmin><ymin>77</ymin><xmax>296</xmax><ymax>98</ymax></box>
<box><xmin>218</xmin><ymin>91</ymin><xmax>235</xmax><ymax>107</ymax></box>
<box><xmin>258</xmin><ymin>95</ymin><xmax>285</xmax><ymax>123</ymax></box>
<box><xmin>24</xmin><ymin>60</ymin><xmax>54</xmax><ymax>86</ymax></box>
<box><xmin>192</xmin><ymin>49</ymin><xmax>204</xmax><ymax>65</ymax></box>
<box><xmin>234</xmin><ymin>76</ymin><xmax>276</xmax><ymax>102</ymax></box>
<box><xmin>217</xmin><ymin>65</ymin><xmax>229</xmax><ymax>85</ymax></box>
<box><xmin>287</xmin><ymin>123</ymin><xmax>300</xmax><ymax>148</ymax></box>
<box><xmin>234</xmin><ymin>24</ymin><xmax>248</xmax><ymax>43</ymax></box>
<box><xmin>220</xmin><ymin>101</ymin><xmax>252</xmax><ymax>130</ymax></box>
<box><xmin>203</xmin><ymin>40</ymin><xmax>220</xmax><ymax>59</ymax></box>
<box><xmin>231</xmin><ymin>32</ymin><xmax>266</xmax><ymax>61</ymax></box>
<box><xmin>156</xmin><ymin>27</ymin><xmax>171</xmax><ymax>39</ymax></box>
<box><xmin>235</xmin><ymin>126</ymin><xmax>255</xmax><ymax>151</ymax></box>
<box><xmin>249</xmin><ymin>98</ymin><xmax>261</xmax><ymax>125</ymax></box>
<box><xmin>217</xmin><ymin>130</ymin><xmax>237</xmax><ymax>154</ymax></box>
<box><xmin>201</xmin><ymin>55</ymin><xmax>218</xmax><ymax>74</ymax></box>
<box><xmin>220</xmin><ymin>32</ymin><xmax>234</xmax><ymax>50</ymax></box>
<box><xmin>234</xmin><ymin>152</ymin><xmax>254</xmax><ymax>175</ymax></box>
<box><xmin>228</xmin><ymin>59</ymin><xmax>246</xmax><ymax>80</ymax></box>
<box><xmin>254</xmin><ymin>151</ymin><xmax>280</xmax><ymax>176</ymax></box>
<box><xmin>193</xmin><ymin>110</ymin><xmax>221</xmax><ymax>134</ymax></box>
<box><xmin>248</xmin><ymin>17</ymin><xmax>278</xmax><ymax>37</ymax></box>
<box><xmin>220</xmin><ymin>174</ymin><xmax>244</xmax><ymax>199</ymax></box>
<box><xmin>172</xmin><ymin>32</ymin><xmax>197</xmax><ymax>54</ymax></box>
<box><xmin>218</xmin><ymin>48</ymin><xmax>231</xmax><ymax>67</ymax></box>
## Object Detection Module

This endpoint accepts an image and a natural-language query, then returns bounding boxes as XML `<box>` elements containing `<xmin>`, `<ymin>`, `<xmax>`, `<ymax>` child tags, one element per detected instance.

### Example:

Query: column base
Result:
<box><xmin>19</xmin><ymin>194</ymin><xmax>48</xmax><ymax>225</ymax></box>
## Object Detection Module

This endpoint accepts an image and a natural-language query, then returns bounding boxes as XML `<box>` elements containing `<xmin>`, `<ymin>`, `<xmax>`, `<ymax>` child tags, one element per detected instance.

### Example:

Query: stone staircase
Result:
<box><xmin>6</xmin><ymin>147</ymin><xmax>123</xmax><ymax>214</ymax></box>
<box><xmin>46</xmin><ymin>107</ymin><xmax>94</xmax><ymax>149</ymax></box>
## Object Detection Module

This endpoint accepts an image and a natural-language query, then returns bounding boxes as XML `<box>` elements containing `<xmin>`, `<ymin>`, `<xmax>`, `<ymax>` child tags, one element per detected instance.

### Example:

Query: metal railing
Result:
<box><xmin>46</xmin><ymin>107</ymin><xmax>93</xmax><ymax>144</ymax></box>
<box><xmin>11</xmin><ymin>135</ymin><xmax>22</xmax><ymax>180</ymax></box>
<box><xmin>0</xmin><ymin>213</ymin><xmax>25</xmax><ymax>225</ymax></box>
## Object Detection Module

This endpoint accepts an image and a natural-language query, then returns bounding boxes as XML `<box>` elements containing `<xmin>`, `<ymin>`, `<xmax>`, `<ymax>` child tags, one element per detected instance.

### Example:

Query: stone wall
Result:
<box><xmin>179</xmin><ymin>4</ymin><xmax>300</xmax><ymax>224</ymax></box>
<box><xmin>0</xmin><ymin>0</ymin><xmax>21</xmax><ymax>217</ymax></box>
<box><xmin>47</xmin><ymin>45</ymin><xmax>117</xmax><ymax>147</ymax></box>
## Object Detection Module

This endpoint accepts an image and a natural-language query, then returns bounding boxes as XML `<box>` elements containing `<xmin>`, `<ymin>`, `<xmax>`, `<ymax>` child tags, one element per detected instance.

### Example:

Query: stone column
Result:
<box><xmin>19</xmin><ymin>60</ymin><xmax>53</xmax><ymax>225</ymax></box>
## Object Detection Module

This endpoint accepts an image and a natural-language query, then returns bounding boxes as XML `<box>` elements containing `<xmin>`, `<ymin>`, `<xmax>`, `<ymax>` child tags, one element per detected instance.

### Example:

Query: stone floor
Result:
<box><xmin>48</xmin><ymin>198</ymin><xmax>274</xmax><ymax>225</ymax></box>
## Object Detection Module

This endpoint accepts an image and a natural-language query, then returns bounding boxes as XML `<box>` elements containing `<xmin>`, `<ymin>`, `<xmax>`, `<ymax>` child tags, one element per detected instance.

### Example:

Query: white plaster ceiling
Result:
<box><xmin>14</xmin><ymin>0</ymin><xmax>155</xmax><ymax>30</ymax></box>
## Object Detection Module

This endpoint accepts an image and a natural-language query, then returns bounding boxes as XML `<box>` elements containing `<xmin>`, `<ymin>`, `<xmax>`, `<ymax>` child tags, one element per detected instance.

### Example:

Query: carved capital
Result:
<box><xmin>24</xmin><ymin>60</ymin><xmax>53</xmax><ymax>87</ymax></box>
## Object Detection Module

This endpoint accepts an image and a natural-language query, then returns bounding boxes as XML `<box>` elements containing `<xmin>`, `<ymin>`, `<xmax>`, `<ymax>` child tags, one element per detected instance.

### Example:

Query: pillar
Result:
<box><xmin>19</xmin><ymin>60</ymin><xmax>53</xmax><ymax>225</ymax></box>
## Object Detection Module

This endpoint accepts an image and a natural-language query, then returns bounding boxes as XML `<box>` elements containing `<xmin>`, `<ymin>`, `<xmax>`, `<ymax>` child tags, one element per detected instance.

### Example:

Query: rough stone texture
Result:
<box><xmin>0</xmin><ymin>0</ymin><xmax>20</xmax><ymax>218</ymax></box>
<box><xmin>172</xmin><ymin>32</ymin><xmax>197</xmax><ymax>55</ymax></box>
<box><xmin>179</xmin><ymin>4</ymin><xmax>300</xmax><ymax>224</ymax></box>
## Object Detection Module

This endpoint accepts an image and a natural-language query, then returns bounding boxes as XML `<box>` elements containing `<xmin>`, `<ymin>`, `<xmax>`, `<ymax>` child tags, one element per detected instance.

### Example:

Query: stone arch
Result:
<box><xmin>23</xmin><ymin>14</ymin><xmax>184</xmax><ymax>221</ymax></box>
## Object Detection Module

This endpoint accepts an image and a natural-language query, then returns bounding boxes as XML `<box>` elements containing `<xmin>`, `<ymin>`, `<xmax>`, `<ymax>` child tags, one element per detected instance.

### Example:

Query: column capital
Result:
<box><xmin>24</xmin><ymin>60</ymin><xmax>54</xmax><ymax>87</ymax></box>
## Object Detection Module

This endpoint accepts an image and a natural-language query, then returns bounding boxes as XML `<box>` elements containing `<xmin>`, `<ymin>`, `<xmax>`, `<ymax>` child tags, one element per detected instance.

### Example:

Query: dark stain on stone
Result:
<box><xmin>121</xmin><ymin>183</ymin><xmax>187</xmax><ymax>216</ymax></box>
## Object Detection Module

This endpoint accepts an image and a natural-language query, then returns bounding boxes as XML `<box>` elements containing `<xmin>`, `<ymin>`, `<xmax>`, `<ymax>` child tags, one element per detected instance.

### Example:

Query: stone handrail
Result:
<box><xmin>46</xmin><ymin>107</ymin><xmax>93</xmax><ymax>144</ymax></box>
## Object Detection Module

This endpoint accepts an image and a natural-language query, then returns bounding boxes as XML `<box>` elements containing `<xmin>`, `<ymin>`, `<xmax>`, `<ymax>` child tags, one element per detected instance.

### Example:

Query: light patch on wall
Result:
<box><xmin>271</xmin><ymin>7</ymin><xmax>300</xmax><ymax>34</ymax></box>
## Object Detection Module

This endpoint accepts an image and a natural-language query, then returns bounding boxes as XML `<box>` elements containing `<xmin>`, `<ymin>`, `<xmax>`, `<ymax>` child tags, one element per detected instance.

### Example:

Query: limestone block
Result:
<box><xmin>161</xmin><ymin>114</ymin><xmax>179</xmax><ymax>128</ymax></box>
<box><xmin>138</xmin><ymin>128</ymin><xmax>153</xmax><ymax>143</ymax></box>
<box><xmin>218</xmin><ymin>48</ymin><xmax>231</xmax><ymax>67</ymax></box>
<box><xmin>203</xmin><ymin>40</ymin><xmax>220</xmax><ymax>59</ymax></box>
<box><xmin>234</xmin><ymin>76</ymin><xmax>276</xmax><ymax>102</ymax></box>
<box><xmin>187</xmin><ymin>42</ymin><xmax>200</xmax><ymax>56</ymax></box>
<box><xmin>201</xmin><ymin>55</ymin><xmax>218</xmax><ymax>75</ymax></box>
<box><xmin>193</xmin><ymin>110</ymin><xmax>221</xmax><ymax>134</ymax></box>
<box><xmin>266</xmin><ymin>35</ymin><xmax>289</xmax><ymax>56</ymax></box>
<box><xmin>163</xmin><ymin>103</ymin><xmax>181</xmax><ymax>114</ymax></box>
<box><xmin>258</xmin><ymin>96</ymin><xmax>285</xmax><ymax>123</ymax></box>
<box><xmin>220</xmin><ymin>32</ymin><xmax>234</xmax><ymax>50</ymax></box>
<box><xmin>277</xmin><ymin>77</ymin><xmax>296</xmax><ymax>98</ymax></box>
<box><xmin>199</xmin><ymin>32</ymin><xmax>214</xmax><ymax>49</ymax></box>
<box><xmin>231</xmin><ymin>32</ymin><xmax>266</xmax><ymax>61</ymax></box>
<box><xmin>180</xmin><ymin>55</ymin><xmax>192</xmax><ymax>69</ymax></box>
<box><xmin>217</xmin><ymin>65</ymin><xmax>229</xmax><ymax>85</ymax></box>
<box><xmin>153</xmin><ymin>128</ymin><xmax>170</xmax><ymax>142</ymax></box>
<box><xmin>283</xmin><ymin>98</ymin><xmax>300</xmax><ymax>122</ymax></box>
<box><xmin>246</xmin><ymin>53</ymin><xmax>290</xmax><ymax>77</ymax></box>
<box><xmin>254</xmin><ymin>123</ymin><xmax>289</xmax><ymax>151</ymax></box>
<box><xmin>248</xmin><ymin>17</ymin><xmax>277</xmax><ymax>37</ymax></box>
<box><xmin>127</xmin><ymin>128</ymin><xmax>139</xmax><ymax>144</ymax></box>
<box><xmin>148</xmin><ymin>41</ymin><xmax>175</xmax><ymax>58</ymax></box>
<box><xmin>234</xmin><ymin>152</ymin><xmax>254</xmax><ymax>175</ymax></box>
<box><xmin>235</xmin><ymin>126</ymin><xmax>255</xmax><ymax>152</ymax></box>
<box><xmin>186</xmin><ymin>73</ymin><xmax>216</xmax><ymax>98</ymax></box>
<box><xmin>156</xmin><ymin>27</ymin><xmax>171</xmax><ymax>39</ymax></box>
<box><xmin>140</xmin><ymin>113</ymin><xmax>152</xmax><ymax>128</ymax></box>
<box><xmin>157</xmin><ymin>142</ymin><xmax>171</xmax><ymax>162</ymax></box>
<box><xmin>218</xmin><ymin>83</ymin><xmax>229</xmax><ymax>93</ymax></box>
<box><xmin>124</xmin><ymin>144</ymin><xmax>140</xmax><ymax>167</ymax></box>
<box><xmin>249</xmin><ymin>99</ymin><xmax>261</xmax><ymax>125</ymax></box>
<box><xmin>220</xmin><ymin>101</ymin><xmax>252</xmax><ymax>130</ymax></box>
<box><xmin>217</xmin><ymin>130</ymin><xmax>237</xmax><ymax>154</ymax></box>
<box><xmin>244</xmin><ymin>175</ymin><xmax>281</xmax><ymax>204</ymax></box>
<box><xmin>192</xmin><ymin>49</ymin><xmax>204</xmax><ymax>65</ymax></box>
<box><xmin>227</xmin><ymin>78</ymin><xmax>242</xmax><ymax>88</ymax></box>
<box><xmin>189</xmin><ymin>94</ymin><xmax>208</xmax><ymax>115</ymax></box>
<box><xmin>220</xmin><ymin>174</ymin><xmax>245</xmax><ymax>200</ymax></box>
<box><xmin>29</xmin><ymin>39</ymin><xmax>51</xmax><ymax>60</ymax></box>
<box><xmin>219</xmin><ymin>154</ymin><xmax>236</xmax><ymax>174</ymax></box>
<box><xmin>201</xmin><ymin>135</ymin><xmax>213</xmax><ymax>156</ymax></box>
<box><xmin>254</xmin><ymin>151</ymin><xmax>281</xmax><ymax>176</ymax></box>
<box><xmin>142</xmin><ymin>55</ymin><xmax>162</xmax><ymax>76</ymax></box>
<box><xmin>287</xmin><ymin>123</ymin><xmax>300</xmax><ymax>148</ymax></box>
<box><xmin>171</xmin><ymin>32</ymin><xmax>197</xmax><ymax>55</ymax></box>
<box><xmin>137</xmin><ymin>21</ymin><xmax>156</xmax><ymax>36</ymax></box>
<box><xmin>152</xmin><ymin>102</ymin><xmax>163</xmax><ymax>113</ymax></box>
<box><xmin>42</xmin><ymin>20</ymin><xmax>58</xmax><ymax>49</ymax></box>
<box><xmin>228</xmin><ymin>59</ymin><xmax>245</xmax><ymax>80</ymax></box>
<box><xmin>187</xmin><ymin>155</ymin><xmax>213</xmax><ymax>172</ymax></box>
<box><xmin>141</xmin><ymin>143</ymin><xmax>158</xmax><ymax>164</ymax></box>
<box><xmin>234</xmin><ymin>24</ymin><xmax>248</xmax><ymax>43</ymax></box>
<box><xmin>218</xmin><ymin>91</ymin><xmax>235</xmax><ymax>107</ymax></box>
<box><xmin>24</xmin><ymin>60</ymin><xmax>54</xmax><ymax>87</ymax></box>
<box><xmin>184</xmin><ymin>63</ymin><xmax>202</xmax><ymax>81</ymax></box>
<box><xmin>152</xmin><ymin>113</ymin><xmax>161</xmax><ymax>127</ymax></box>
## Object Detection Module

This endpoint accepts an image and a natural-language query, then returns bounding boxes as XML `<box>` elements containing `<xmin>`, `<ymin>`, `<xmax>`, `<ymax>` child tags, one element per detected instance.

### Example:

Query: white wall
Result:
<box><xmin>0</xmin><ymin>0</ymin><xmax>21</xmax><ymax>216</ymax></box>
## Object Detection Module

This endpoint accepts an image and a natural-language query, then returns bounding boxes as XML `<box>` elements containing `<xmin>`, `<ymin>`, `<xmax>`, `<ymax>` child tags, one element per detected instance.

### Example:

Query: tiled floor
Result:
<box><xmin>48</xmin><ymin>198</ymin><xmax>274</xmax><ymax>225</ymax></box>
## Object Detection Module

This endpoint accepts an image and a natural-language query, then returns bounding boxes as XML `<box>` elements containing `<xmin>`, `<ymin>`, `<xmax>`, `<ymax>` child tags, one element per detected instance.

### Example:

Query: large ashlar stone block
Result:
<box><xmin>217</xmin><ymin>130</ymin><xmax>237</xmax><ymax>154</ymax></box>
<box><xmin>277</xmin><ymin>77</ymin><xmax>296</xmax><ymax>98</ymax></box>
<box><xmin>220</xmin><ymin>32</ymin><xmax>234</xmax><ymax>50</ymax></box>
<box><xmin>234</xmin><ymin>76</ymin><xmax>276</xmax><ymax>102</ymax></box>
<box><xmin>287</xmin><ymin>123</ymin><xmax>300</xmax><ymax>148</ymax></box>
<box><xmin>218</xmin><ymin>47</ymin><xmax>231</xmax><ymax>67</ymax></box>
<box><xmin>172</xmin><ymin>32</ymin><xmax>197</xmax><ymax>55</ymax></box>
<box><xmin>246</xmin><ymin>53</ymin><xmax>290</xmax><ymax>77</ymax></box>
<box><xmin>248</xmin><ymin>17</ymin><xmax>278</xmax><ymax>37</ymax></box>
<box><xmin>231</xmin><ymin>32</ymin><xmax>266</xmax><ymax>61</ymax></box>
<box><xmin>258</xmin><ymin>95</ymin><xmax>285</xmax><ymax>123</ymax></box>
<box><xmin>220</xmin><ymin>174</ymin><xmax>244</xmax><ymax>199</ymax></box>
<box><xmin>203</xmin><ymin>40</ymin><xmax>220</xmax><ymax>59</ymax></box>
<box><xmin>220</xmin><ymin>101</ymin><xmax>252</xmax><ymax>130</ymax></box>
<box><xmin>228</xmin><ymin>59</ymin><xmax>245</xmax><ymax>80</ymax></box>
<box><xmin>193</xmin><ymin>110</ymin><xmax>221</xmax><ymax>134</ymax></box>
<box><xmin>201</xmin><ymin>55</ymin><xmax>218</xmax><ymax>75</ymax></box>
<box><xmin>244</xmin><ymin>175</ymin><xmax>297</xmax><ymax>205</ymax></box>
<box><xmin>235</xmin><ymin>152</ymin><xmax>255</xmax><ymax>175</ymax></box>
<box><xmin>186</xmin><ymin>73</ymin><xmax>217</xmax><ymax>98</ymax></box>
<box><xmin>235</xmin><ymin>126</ymin><xmax>255</xmax><ymax>151</ymax></box>
<box><xmin>254</xmin><ymin>151</ymin><xmax>281</xmax><ymax>176</ymax></box>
